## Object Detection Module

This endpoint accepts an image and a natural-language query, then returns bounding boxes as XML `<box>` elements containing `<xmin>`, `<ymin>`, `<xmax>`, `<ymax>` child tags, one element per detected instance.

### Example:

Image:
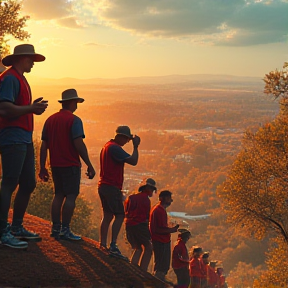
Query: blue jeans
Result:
<box><xmin>0</xmin><ymin>143</ymin><xmax>36</xmax><ymax>231</ymax></box>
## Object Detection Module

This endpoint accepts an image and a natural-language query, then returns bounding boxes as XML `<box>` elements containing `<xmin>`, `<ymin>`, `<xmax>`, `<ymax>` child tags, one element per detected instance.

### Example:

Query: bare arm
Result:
<box><xmin>39</xmin><ymin>140</ymin><xmax>49</xmax><ymax>182</ymax></box>
<box><xmin>124</xmin><ymin>135</ymin><xmax>140</xmax><ymax>166</ymax></box>
<box><xmin>0</xmin><ymin>97</ymin><xmax>48</xmax><ymax>118</ymax></box>
<box><xmin>154</xmin><ymin>224</ymin><xmax>179</xmax><ymax>234</ymax></box>
<box><xmin>73</xmin><ymin>137</ymin><xmax>96</xmax><ymax>179</ymax></box>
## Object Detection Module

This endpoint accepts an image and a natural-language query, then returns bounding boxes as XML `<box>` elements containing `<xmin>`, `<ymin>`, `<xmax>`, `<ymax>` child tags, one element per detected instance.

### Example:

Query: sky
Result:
<box><xmin>7</xmin><ymin>0</ymin><xmax>288</xmax><ymax>79</ymax></box>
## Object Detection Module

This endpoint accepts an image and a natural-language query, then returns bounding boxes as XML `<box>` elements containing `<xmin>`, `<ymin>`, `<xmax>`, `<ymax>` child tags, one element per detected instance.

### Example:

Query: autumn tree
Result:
<box><xmin>0</xmin><ymin>0</ymin><xmax>30</xmax><ymax>61</ymax></box>
<box><xmin>218</xmin><ymin>62</ymin><xmax>288</xmax><ymax>285</ymax></box>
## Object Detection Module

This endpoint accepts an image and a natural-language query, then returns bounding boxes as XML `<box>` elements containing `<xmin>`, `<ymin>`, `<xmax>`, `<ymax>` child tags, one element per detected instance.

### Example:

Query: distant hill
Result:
<box><xmin>27</xmin><ymin>74</ymin><xmax>263</xmax><ymax>87</ymax></box>
<box><xmin>1</xmin><ymin>211</ymin><xmax>168</xmax><ymax>288</ymax></box>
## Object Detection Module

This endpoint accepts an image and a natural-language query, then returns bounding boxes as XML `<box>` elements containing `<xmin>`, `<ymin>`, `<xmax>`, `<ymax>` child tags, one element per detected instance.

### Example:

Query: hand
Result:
<box><xmin>39</xmin><ymin>167</ymin><xmax>49</xmax><ymax>182</ymax></box>
<box><xmin>86</xmin><ymin>166</ymin><xmax>96</xmax><ymax>179</ymax></box>
<box><xmin>172</xmin><ymin>224</ymin><xmax>180</xmax><ymax>233</ymax></box>
<box><xmin>132</xmin><ymin>135</ymin><xmax>141</xmax><ymax>147</ymax></box>
<box><xmin>32</xmin><ymin>97</ymin><xmax>48</xmax><ymax>115</ymax></box>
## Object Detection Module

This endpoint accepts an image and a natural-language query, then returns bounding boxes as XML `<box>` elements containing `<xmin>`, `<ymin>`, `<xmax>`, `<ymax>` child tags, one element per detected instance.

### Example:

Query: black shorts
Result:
<box><xmin>126</xmin><ymin>223</ymin><xmax>151</xmax><ymax>249</ymax></box>
<box><xmin>51</xmin><ymin>166</ymin><xmax>81</xmax><ymax>196</ymax></box>
<box><xmin>98</xmin><ymin>184</ymin><xmax>124</xmax><ymax>215</ymax></box>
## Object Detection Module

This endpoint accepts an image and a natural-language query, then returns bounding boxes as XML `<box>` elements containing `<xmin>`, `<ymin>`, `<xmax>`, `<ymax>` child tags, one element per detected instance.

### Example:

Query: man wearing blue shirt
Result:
<box><xmin>0</xmin><ymin>44</ymin><xmax>48</xmax><ymax>249</ymax></box>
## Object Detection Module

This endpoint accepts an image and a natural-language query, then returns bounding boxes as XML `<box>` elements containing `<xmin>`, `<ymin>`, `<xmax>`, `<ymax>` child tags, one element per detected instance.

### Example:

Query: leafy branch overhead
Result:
<box><xmin>264</xmin><ymin>62</ymin><xmax>288</xmax><ymax>100</ymax></box>
<box><xmin>0</xmin><ymin>0</ymin><xmax>30</xmax><ymax>58</ymax></box>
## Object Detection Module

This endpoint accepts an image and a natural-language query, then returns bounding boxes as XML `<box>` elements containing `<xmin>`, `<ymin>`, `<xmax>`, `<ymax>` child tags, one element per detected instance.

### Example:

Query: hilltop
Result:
<box><xmin>0</xmin><ymin>211</ymin><xmax>168</xmax><ymax>288</ymax></box>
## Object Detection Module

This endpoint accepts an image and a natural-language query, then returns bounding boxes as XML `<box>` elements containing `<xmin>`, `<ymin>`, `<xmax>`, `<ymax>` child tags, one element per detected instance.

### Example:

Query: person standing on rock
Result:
<box><xmin>149</xmin><ymin>190</ymin><xmax>179</xmax><ymax>282</ymax></box>
<box><xmin>0</xmin><ymin>44</ymin><xmax>48</xmax><ymax>249</ymax></box>
<box><xmin>98</xmin><ymin>125</ymin><xmax>140</xmax><ymax>256</ymax></box>
<box><xmin>39</xmin><ymin>88</ymin><xmax>95</xmax><ymax>240</ymax></box>
<box><xmin>124</xmin><ymin>178</ymin><xmax>157</xmax><ymax>271</ymax></box>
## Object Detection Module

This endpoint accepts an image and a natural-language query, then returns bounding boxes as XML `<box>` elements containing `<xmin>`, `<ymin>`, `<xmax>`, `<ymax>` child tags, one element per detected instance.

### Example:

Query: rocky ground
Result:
<box><xmin>0</xmin><ymin>212</ymin><xmax>170</xmax><ymax>288</ymax></box>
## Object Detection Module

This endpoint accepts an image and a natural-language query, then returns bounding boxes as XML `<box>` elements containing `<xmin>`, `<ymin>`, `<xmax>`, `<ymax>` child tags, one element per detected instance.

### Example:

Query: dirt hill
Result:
<box><xmin>0</xmin><ymin>212</ymin><xmax>169</xmax><ymax>288</ymax></box>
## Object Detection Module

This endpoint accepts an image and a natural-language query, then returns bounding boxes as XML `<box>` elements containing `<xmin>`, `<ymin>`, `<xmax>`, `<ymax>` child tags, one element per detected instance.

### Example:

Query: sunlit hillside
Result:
<box><xmin>22</xmin><ymin>74</ymin><xmax>279</xmax><ymax>286</ymax></box>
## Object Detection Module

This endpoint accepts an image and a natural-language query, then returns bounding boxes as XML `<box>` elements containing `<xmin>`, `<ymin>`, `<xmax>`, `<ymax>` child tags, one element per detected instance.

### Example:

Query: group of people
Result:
<box><xmin>0</xmin><ymin>43</ymin><xmax>227</xmax><ymax>287</ymax></box>
<box><xmin>0</xmin><ymin>44</ymin><xmax>96</xmax><ymax>248</ymax></box>
<box><xmin>173</xmin><ymin>238</ymin><xmax>227</xmax><ymax>288</ymax></box>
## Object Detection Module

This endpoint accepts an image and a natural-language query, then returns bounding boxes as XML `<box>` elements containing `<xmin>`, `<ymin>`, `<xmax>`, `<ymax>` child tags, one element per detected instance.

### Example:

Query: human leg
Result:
<box><xmin>0</xmin><ymin>144</ymin><xmax>26</xmax><ymax>227</ymax></box>
<box><xmin>174</xmin><ymin>267</ymin><xmax>190</xmax><ymax>288</ymax></box>
<box><xmin>60</xmin><ymin>194</ymin><xmax>81</xmax><ymax>240</ymax></box>
<box><xmin>111</xmin><ymin>213</ymin><xmax>124</xmax><ymax>243</ymax></box>
<box><xmin>100</xmin><ymin>211</ymin><xmax>113</xmax><ymax>247</ymax></box>
<box><xmin>12</xmin><ymin>143</ymin><xmax>36</xmax><ymax>227</ymax></box>
<box><xmin>54</xmin><ymin>166</ymin><xmax>81</xmax><ymax>241</ymax></box>
<box><xmin>0</xmin><ymin>144</ymin><xmax>29</xmax><ymax>248</ymax></box>
<box><xmin>152</xmin><ymin>241</ymin><xmax>171</xmax><ymax>278</ymax></box>
<box><xmin>140</xmin><ymin>241</ymin><xmax>153</xmax><ymax>271</ymax></box>
<box><xmin>131</xmin><ymin>248</ymin><xmax>143</xmax><ymax>265</ymax></box>
<box><xmin>98</xmin><ymin>184</ymin><xmax>125</xmax><ymax>255</ymax></box>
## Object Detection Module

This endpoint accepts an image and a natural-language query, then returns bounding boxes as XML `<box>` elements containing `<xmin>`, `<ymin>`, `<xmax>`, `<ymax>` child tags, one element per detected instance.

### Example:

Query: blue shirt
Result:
<box><xmin>0</xmin><ymin>74</ymin><xmax>32</xmax><ymax>146</ymax></box>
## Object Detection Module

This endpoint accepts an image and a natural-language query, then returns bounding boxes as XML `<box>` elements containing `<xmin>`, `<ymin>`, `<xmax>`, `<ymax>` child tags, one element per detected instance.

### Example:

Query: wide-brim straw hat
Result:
<box><xmin>58</xmin><ymin>89</ymin><xmax>84</xmax><ymax>103</ymax></box>
<box><xmin>138</xmin><ymin>178</ymin><xmax>157</xmax><ymax>192</ymax></box>
<box><xmin>2</xmin><ymin>44</ymin><xmax>45</xmax><ymax>67</ymax></box>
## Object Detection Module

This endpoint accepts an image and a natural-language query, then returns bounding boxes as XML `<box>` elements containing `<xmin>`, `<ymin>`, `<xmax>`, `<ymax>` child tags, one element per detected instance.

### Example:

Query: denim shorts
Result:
<box><xmin>51</xmin><ymin>166</ymin><xmax>81</xmax><ymax>196</ymax></box>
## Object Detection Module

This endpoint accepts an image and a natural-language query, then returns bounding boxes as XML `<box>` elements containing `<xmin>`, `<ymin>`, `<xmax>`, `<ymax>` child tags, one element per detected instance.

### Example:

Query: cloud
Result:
<box><xmin>23</xmin><ymin>0</ymin><xmax>72</xmax><ymax>20</ymax></box>
<box><xmin>22</xmin><ymin>0</ymin><xmax>84</xmax><ymax>28</ymax></box>
<box><xmin>82</xmin><ymin>0</ymin><xmax>288</xmax><ymax>46</ymax></box>
<box><xmin>56</xmin><ymin>17</ymin><xmax>84</xmax><ymax>28</ymax></box>
<box><xmin>22</xmin><ymin>0</ymin><xmax>288</xmax><ymax>45</ymax></box>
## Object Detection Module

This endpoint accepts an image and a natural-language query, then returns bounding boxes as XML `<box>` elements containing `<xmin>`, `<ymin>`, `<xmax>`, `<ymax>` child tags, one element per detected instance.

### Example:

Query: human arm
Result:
<box><xmin>39</xmin><ymin>140</ymin><xmax>49</xmax><ymax>182</ymax></box>
<box><xmin>174</xmin><ymin>245</ymin><xmax>190</xmax><ymax>263</ymax></box>
<box><xmin>154</xmin><ymin>224</ymin><xmax>179</xmax><ymax>234</ymax></box>
<box><xmin>124</xmin><ymin>135</ymin><xmax>140</xmax><ymax>166</ymax></box>
<box><xmin>73</xmin><ymin>137</ymin><xmax>95</xmax><ymax>179</ymax></box>
<box><xmin>151</xmin><ymin>207</ymin><xmax>179</xmax><ymax>234</ymax></box>
<box><xmin>0</xmin><ymin>97</ymin><xmax>48</xmax><ymax>118</ymax></box>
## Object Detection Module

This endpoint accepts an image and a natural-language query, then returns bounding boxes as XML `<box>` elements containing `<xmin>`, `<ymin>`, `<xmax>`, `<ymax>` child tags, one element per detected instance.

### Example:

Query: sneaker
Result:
<box><xmin>1</xmin><ymin>230</ymin><xmax>28</xmax><ymax>249</ymax></box>
<box><xmin>50</xmin><ymin>228</ymin><xmax>61</xmax><ymax>239</ymax></box>
<box><xmin>11</xmin><ymin>225</ymin><xmax>42</xmax><ymax>241</ymax></box>
<box><xmin>109</xmin><ymin>242</ymin><xmax>122</xmax><ymax>255</ymax></box>
<box><xmin>60</xmin><ymin>227</ymin><xmax>81</xmax><ymax>241</ymax></box>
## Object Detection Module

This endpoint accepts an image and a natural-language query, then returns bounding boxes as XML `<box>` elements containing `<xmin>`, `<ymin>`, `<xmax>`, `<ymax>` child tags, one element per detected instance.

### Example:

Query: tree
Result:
<box><xmin>0</xmin><ymin>0</ymin><xmax>30</xmax><ymax>60</ymax></box>
<box><xmin>218</xmin><ymin>61</ymin><xmax>288</xmax><ymax>285</ymax></box>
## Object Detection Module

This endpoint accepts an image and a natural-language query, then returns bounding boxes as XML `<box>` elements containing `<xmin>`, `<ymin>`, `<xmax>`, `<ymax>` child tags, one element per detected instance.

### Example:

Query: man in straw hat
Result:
<box><xmin>149</xmin><ymin>190</ymin><xmax>179</xmax><ymax>282</ymax></box>
<box><xmin>172</xmin><ymin>228</ymin><xmax>192</xmax><ymax>288</ymax></box>
<box><xmin>124</xmin><ymin>178</ymin><xmax>157</xmax><ymax>271</ymax></box>
<box><xmin>0</xmin><ymin>44</ymin><xmax>48</xmax><ymax>249</ymax></box>
<box><xmin>39</xmin><ymin>89</ymin><xmax>95</xmax><ymax>240</ymax></box>
<box><xmin>98</xmin><ymin>125</ymin><xmax>140</xmax><ymax>257</ymax></box>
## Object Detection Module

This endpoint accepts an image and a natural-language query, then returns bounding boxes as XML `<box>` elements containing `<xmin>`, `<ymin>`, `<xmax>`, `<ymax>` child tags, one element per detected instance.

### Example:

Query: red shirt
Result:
<box><xmin>124</xmin><ymin>192</ymin><xmax>151</xmax><ymax>226</ymax></box>
<box><xmin>218</xmin><ymin>274</ymin><xmax>226</xmax><ymax>287</ymax></box>
<box><xmin>99</xmin><ymin>140</ymin><xmax>129</xmax><ymax>190</ymax></box>
<box><xmin>42</xmin><ymin>109</ymin><xmax>82</xmax><ymax>167</ymax></box>
<box><xmin>207</xmin><ymin>266</ymin><xmax>218</xmax><ymax>286</ymax></box>
<box><xmin>0</xmin><ymin>67</ymin><xmax>33</xmax><ymax>132</ymax></box>
<box><xmin>149</xmin><ymin>203</ymin><xmax>170</xmax><ymax>243</ymax></box>
<box><xmin>172</xmin><ymin>238</ymin><xmax>189</xmax><ymax>269</ymax></box>
<box><xmin>189</xmin><ymin>257</ymin><xmax>205</xmax><ymax>278</ymax></box>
